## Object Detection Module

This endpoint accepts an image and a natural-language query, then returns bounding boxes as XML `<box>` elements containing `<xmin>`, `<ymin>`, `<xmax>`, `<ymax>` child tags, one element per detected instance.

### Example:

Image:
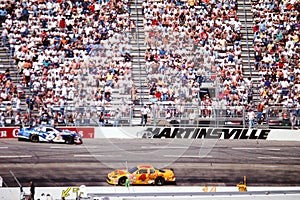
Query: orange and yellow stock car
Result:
<box><xmin>106</xmin><ymin>165</ymin><xmax>176</xmax><ymax>186</ymax></box>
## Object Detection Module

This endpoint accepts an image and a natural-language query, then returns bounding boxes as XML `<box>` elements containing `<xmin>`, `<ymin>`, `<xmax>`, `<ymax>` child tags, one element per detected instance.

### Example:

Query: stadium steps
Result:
<box><xmin>0</xmin><ymin>49</ymin><xmax>21</xmax><ymax>83</ymax></box>
<box><xmin>0</xmin><ymin>26</ymin><xmax>22</xmax><ymax>83</ymax></box>
<box><xmin>237</xmin><ymin>0</ymin><xmax>260</xmax><ymax>103</ymax></box>
<box><xmin>237</xmin><ymin>0</ymin><xmax>255</xmax><ymax>77</ymax></box>
<box><xmin>130</xmin><ymin>0</ymin><xmax>151</xmax><ymax>121</ymax></box>
<box><xmin>0</xmin><ymin>25</ymin><xmax>13</xmax><ymax>72</ymax></box>
<box><xmin>0</xmin><ymin>49</ymin><xmax>11</xmax><ymax>70</ymax></box>
<box><xmin>130</xmin><ymin>1</ymin><xmax>148</xmax><ymax>90</ymax></box>
<box><xmin>0</xmin><ymin>26</ymin><xmax>33</xmax><ymax>117</ymax></box>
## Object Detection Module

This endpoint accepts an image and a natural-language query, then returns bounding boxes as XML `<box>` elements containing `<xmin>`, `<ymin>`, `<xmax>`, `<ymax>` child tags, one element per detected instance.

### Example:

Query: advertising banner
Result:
<box><xmin>94</xmin><ymin>127</ymin><xmax>300</xmax><ymax>141</ymax></box>
<box><xmin>1</xmin><ymin>126</ymin><xmax>299</xmax><ymax>141</ymax></box>
<box><xmin>0</xmin><ymin>128</ymin><xmax>20</xmax><ymax>138</ymax></box>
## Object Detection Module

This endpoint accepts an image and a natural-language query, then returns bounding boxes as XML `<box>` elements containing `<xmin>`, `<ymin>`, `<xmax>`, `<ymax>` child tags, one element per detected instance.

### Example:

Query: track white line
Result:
<box><xmin>50</xmin><ymin>146</ymin><xmax>100</xmax><ymax>149</ymax></box>
<box><xmin>232</xmin><ymin>147</ymin><xmax>281</xmax><ymax>151</ymax></box>
<box><xmin>0</xmin><ymin>147</ymin><xmax>8</xmax><ymax>149</ymax></box>
<box><xmin>141</xmin><ymin>146</ymin><xmax>188</xmax><ymax>149</ymax></box>
<box><xmin>74</xmin><ymin>154</ymin><xmax>119</xmax><ymax>158</ymax></box>
<box><xmin>50</xmin><ymin>146</ymin><xmax>83</xmax><ymax>149</ymax></box>
<box><xmin>164</xmin><ymin>155</ymin><xmax>212</xmax><ymax>158</ymax></box>
<box><xmin>0</xmin><ymin>155</ymin><xmax>32</xmax><ymax>158</ymax></box>
<box><xmin>258</xmin><ymin>156</ymin><xmax>300</xmax><ymax>160</ymax></box>
<box><xmin>263</xmin><ymin>165</ymin><xmax>279</xmax><ymax>168</ymax></box>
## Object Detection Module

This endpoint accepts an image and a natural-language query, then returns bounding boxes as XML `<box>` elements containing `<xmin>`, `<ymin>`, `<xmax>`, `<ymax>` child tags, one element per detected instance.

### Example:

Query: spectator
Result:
<box><xmin>113</xmin><ymin>109</ymin><xmax>121</xmax><ymax>127</ymax></box>
<box><xmin>282</xmin><ymin>111</ymin><xmax>290</xmax><ymax>126</ymax></box>
<box><xmin>247</xmin><ymin>109</ymin><xmax>255</xmax><ymax>129</ymax></box>
<box><xmin>188</xmin><ymin>109</ymin><xmax>196</xmax><ymax>125</ymax></box>
<box><xmin>142</xmin><ymin>0</ymin><xmax>247</xmax><ymax>118</ymax></box>
<box><xmin>29</xmin><ymin>180</ymin><xmax>35</xmax><ymax>200</ymax></box>
<box><xmin>0</xmin><ymin>0</ymin><xmax>133</xmax><ymax>126</ymax></box>
<box><xmin>66</xmin><ymin>113</ymin><xmax>74</xmax><ymax>126</ymax></box>
<box><xmin>252</xmin><ymin>0</ymin><xmax>300</xmax><ymax>126</ymax></box>
<box><xmin>99</xmin><ymin>112</ymin><xmax>105</xmax><ymax>127</ymax></box>
<box><xmin>14</xmin><ymin>112</ymin><xmax>21</xmax><ymax>126</ymax></box>
<box><xmin>140</xmin><ymin>104</ymin><xmax>150</xmax><ymax>126</ymax></box>
<box><xmin>1</xmin><ymin>28</ymin><xmax>8</xmax><ymax>48</ymax></box>
<box><xmin>290</xmin><ymin>114</ymin><xmax>298</xmax><ymax>130</ymax></box>
<box><xmin>74</xmin><ymin>111</ymin><xmax>82</xmax><ymax>127</ymax></box>
<box><xmin>256</xmin><ymin>102</ymin><xmax>265</xmax><ymax>124</ymax></box>
<box><xmin>0</xmin><ymin>111</ymin><xmax>4</xmax><ymax>127</ymax></box>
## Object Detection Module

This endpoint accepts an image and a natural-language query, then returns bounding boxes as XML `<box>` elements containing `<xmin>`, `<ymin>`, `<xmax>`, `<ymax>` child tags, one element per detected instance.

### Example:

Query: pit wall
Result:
<box><xmin>0</xmin><ymin>127</ymin><xmax>300</xmax><ymax>141</ymax></box>
<box><xmin>1</xmin><ymin>186</ymin><xmax>300</xmax><ymax>200</ymax></box>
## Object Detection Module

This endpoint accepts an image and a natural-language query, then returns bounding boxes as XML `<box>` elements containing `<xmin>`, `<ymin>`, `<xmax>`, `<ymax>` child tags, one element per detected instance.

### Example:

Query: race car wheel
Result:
<box><xmin>155</xmin><ymin>177</ymin><xmax>165</xmax><ymax>186</ymax></box>
<box><xmin>118</xmin><ymin>177</ymin><xmax>128</xmax><ymax>186</ymax></box>
<box><xmin>77</xmin><ymin>138</ymin><xmax>83</xmax><ymax>145</ymax></box>
<box><xmin>30</xmin><ymin>135</ymin><xmax>39</xmax><ymax>143</ymax></box>
<box><xmin>65</xmin><ymin>136</ymin><xmax>73</xmax><ymax>144</ymax></box>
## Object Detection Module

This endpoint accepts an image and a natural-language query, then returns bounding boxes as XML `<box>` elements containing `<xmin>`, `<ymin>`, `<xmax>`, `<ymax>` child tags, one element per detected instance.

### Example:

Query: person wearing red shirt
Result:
<box><xmin>89</xmin><ymin>4</ymin><xmax>95</xmax><ymax>13</ymax></box>
<box><xmin>253</xmin><ymin>24</ymin><xmax>259</xmax><ymax>33</ymax></box>
<box><xmin>59</xmin><ymin>18</ymin><xmax>66</xmax><ymax>32</ymax></box>
<box><xmin>155</xmin><ymin>90</ymin><xmax>162</xmax><ymax>101</ymax></box>
<box><xmin>200</xmin><ymin>30</ymin><xmax>208</xmax><ymax>46</ymax></box>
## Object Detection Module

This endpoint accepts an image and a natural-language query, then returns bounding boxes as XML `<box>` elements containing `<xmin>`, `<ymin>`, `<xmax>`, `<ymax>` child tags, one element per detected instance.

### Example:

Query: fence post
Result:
<box><xmin>243</xmin><ymin>107</ymin><xmax>246</xmax><ymax>128</ymax></box>
<box><xmin>266</xmin><ymin>106</ymin><xmax>269</xmax><ymax>128</ymax></box>
<box><xmin>129</xmin><ymin>105</ymin><xmax>133</xmax><ymax>127</ymax></box>
<box><xmin>153</xmin><ymin>103</ymin><xmax>157</xmax><ymax>127</ymax></box>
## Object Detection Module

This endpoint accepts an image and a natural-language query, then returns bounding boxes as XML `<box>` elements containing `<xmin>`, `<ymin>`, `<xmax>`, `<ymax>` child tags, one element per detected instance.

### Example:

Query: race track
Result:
<box><xmin>0</xmin><ymin>138</ymin><xmax>300</xmax><ymax>187</ymax></box>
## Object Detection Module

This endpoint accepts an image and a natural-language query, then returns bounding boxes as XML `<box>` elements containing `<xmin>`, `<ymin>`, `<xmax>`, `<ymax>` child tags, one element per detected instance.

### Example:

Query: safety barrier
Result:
<box><xmin>1</xmin><ymin>186</ymin><xmax>300</xmax><ymax>200</ymax></box>
<box><xmin>1</xmin><ymin>127</ymin><xmax>300</xmax><ymax>141</ymax></box>
<box><xmin>93</xmin><ymin>127</ymin><xmax>300</xmax><ymax>141</ymax></box>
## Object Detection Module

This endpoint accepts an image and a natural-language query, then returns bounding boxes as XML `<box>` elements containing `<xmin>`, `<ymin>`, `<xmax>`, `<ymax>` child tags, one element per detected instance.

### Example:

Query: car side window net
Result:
<box><xmin>138</xmin><ymin>169</ymin><xmax>148</xmax><ymax>174</ymax></box>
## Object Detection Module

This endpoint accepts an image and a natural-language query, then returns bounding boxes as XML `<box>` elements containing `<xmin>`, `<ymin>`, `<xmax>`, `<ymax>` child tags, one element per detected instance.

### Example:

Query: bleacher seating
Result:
<box><xmin>252</xmin><ymin>0</ymin><xmax>300</xmax><ymax>126</ymax></box>
<box><xmin>0</xmin><ymin>0</ymin><xmax>298</xmax><ymax>128</ymax></box>
<box><xmin>0</xmin><ymin>0</ymin><xmax>132</xmax><ymax>126</ymax></box>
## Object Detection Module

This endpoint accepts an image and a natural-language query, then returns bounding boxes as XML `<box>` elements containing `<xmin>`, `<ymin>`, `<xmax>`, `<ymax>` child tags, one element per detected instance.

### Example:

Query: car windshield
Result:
<box><xmin>128</xmin><ymin>167</ymin><xmax>138</xmax><ymax>173</ymax></box>
<box><xmin>157</xmin><ymin>168</ymin><xmax>165</xmax><ymax>173</ymax></box>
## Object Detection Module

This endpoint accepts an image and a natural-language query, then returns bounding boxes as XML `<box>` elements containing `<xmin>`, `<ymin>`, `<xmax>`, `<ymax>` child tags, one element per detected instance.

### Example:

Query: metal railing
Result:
<box><xmin>2</xmin><ymin>103</ymin><xmax>298</xmax><ymax>129</ymax></box>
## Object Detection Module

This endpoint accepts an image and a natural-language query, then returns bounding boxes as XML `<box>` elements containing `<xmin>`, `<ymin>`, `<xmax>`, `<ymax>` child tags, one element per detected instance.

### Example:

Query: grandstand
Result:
<box><xmin>0</xmin><ymin>0</ymin><xmax>299</xmax><ymax>129</ymax></box>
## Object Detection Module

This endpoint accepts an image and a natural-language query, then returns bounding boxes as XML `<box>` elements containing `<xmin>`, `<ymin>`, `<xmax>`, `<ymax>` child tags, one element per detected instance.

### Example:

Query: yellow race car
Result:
<box><xmin>106</xmin><ymin>165</ymin><xmax>176</xmax><ymax>186</ymax></box>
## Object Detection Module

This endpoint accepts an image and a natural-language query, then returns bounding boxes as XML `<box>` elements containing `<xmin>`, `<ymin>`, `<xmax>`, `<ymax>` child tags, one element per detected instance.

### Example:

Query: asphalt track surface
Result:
<box><xmin>0</xmin><ymin>138</ymin><xmax>300</xmax><ymax>187</ymax></box>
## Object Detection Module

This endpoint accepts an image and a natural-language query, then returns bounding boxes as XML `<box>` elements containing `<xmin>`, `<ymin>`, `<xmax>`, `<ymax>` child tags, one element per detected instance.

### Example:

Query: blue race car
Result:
<box><xmin>18</xmin><ymin>125</ymin><xmax>83</xmax><ymax>144</ymax></box>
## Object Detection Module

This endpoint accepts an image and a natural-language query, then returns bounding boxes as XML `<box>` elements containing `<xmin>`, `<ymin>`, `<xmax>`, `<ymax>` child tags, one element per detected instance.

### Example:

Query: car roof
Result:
<box><xmin>38</xmin><ymin>125</ymin><xmax>55</xmax><ymax>128</ymax></box>
<box><xmin>137</xmin><ymin>165</ymin><xmax>154</xmax><ymax>169</ymax></box>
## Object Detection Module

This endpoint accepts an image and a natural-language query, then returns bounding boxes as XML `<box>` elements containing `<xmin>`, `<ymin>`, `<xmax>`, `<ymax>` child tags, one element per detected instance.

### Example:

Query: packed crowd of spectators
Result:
<box><xmin>0</xmin><ymin>0</ymin><xmax>133</xmax><ymax>126</ymax></box>
<box><xmin>142</xmin><ymin>0</ymin><xmax>256</xmax><ymax>120</ymax></box>
<box><xmin>252</xmin><ymin>0</ymin><xmax>300</xmax><ymax>125</ymax></box>
<box><xmin>0</xmin><ymin>0</ymin><xmax>298</xmax><ymax>127</ymax></box>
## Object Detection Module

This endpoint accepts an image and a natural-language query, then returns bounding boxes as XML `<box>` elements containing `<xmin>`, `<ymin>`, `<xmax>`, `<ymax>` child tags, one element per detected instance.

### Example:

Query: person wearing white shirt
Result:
<box><xmin>247</xmin><ymin>109</ymin><xmax>255</xmax><ymax>129</ymax></box>
<box><xmin>280</xmin><ymin>79</ymin><xmax>289</xmax><ymax>96</ymax></box>
<box><xmin>140</xmin><ymin>105</ymin><xmax>150</xmax><ymax>126</ymax></box>
<box><xmin>23</xmin><ymin>68</ymin><xmax>30</xmax><ymax>87</ymax></box>
<box><xmin>1</xmin><ymin>28</ymin><xmax>8</xmax><ymax>48</ymax></box>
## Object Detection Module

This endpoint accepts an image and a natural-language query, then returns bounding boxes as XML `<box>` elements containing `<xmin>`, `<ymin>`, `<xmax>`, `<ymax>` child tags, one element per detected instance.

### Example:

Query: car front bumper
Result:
<box><xmin>106</xmin><ymin>176</ymin><xmax>119</xmax><ymax>185</ymax></box>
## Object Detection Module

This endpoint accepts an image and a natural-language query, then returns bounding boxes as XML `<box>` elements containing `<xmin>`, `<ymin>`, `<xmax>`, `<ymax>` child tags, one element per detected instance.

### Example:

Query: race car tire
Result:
<box><xmin>65</xmin><ymin>136</ymin><xmax>74</xmax><ymax>144</ymax></box>
<box><xmin>75</xmin><ymin>138</ymin><xmax>83</xmax><ymax>145</ymax></box>
<box><xmin>118</xmin><ymin>177</ymin><xmax>128</xmax><ymax>186</ymax></box>
<box><xmin>155</xmin><ymin>177</ymin><xmax>165</xmax><ymax>186</ymax></box>
<box><xmin>30</xmin><ymin>135</ymin><xmax>39</xmax><ymax>143</ymax></box>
